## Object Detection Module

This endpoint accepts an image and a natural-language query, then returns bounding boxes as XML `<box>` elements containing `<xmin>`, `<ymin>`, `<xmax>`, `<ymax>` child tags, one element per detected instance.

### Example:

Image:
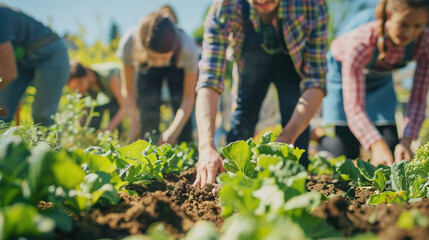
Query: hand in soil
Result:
<box><xmin>0</xmin><ymin>106</ymin><xmax>7</xmax><ymax>116</ymax></box>
<box><xmin>370</xmin><ymin>139</ymin><xmax>394</xmax><ymax>166</ymax></box>
<box><xmin>193</xmin><ymin>146</ymin><xmax>225</xmax><ymax>188</ymax></box>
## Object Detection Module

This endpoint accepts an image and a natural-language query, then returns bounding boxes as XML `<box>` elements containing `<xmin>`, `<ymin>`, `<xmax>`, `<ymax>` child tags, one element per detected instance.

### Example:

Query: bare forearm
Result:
<box><xmin>107</xmin><ymin>107</ymin><xmax>126</xmax><ymax>131</ymax></box>
<box><xmin>277</xmin><ymin>88</ymin><xmax>324</xmax><ymax>144</ymax></box>
<box><xmin>120</xmin><ymin>64</ymin><xmax>137</xmax><ymax>111</ymax></box>
<box><xmin>166</xmin><ymin>98</ymin><xmax>195</xmax><ymax>139</ymax></box>
<box><xmin>196</xmin><ymin>88</ymin><xmax>219</xmax><ymax>148</ymax></box>
<box><xmin>0</xmin><ymin>41</ymin><xmax>18</xmax><ymax>90</ymax></box>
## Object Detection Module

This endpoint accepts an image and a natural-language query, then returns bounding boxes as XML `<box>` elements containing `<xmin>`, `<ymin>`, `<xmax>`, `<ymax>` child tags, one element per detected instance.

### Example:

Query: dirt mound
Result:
<box><xmin>57</xmin><ymin>172</ymin><xmax>429</xmax><ymax>240</ymax></box>
<box><xmin>309</xmin><ymin>175</ymin><xmax>429</xmax><ymax>240</ymax></box>
<box><xmin>58</xmin><ymin>168</ymin><xmax>223</xmax><ymax>240</ymax></box>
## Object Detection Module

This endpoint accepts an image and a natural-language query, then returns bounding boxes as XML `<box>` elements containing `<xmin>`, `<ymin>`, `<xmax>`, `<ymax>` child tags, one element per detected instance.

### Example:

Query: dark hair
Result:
<box><xmin>375</xmin><ymin>0</ymin><xmax>429</xmax><ymax>61</ymax></box>
<box><xmin>137</xmin><ymin>11</ymin><xmax>177</xmax><ymax>53</ymax></box>
<box><xmin>69</xmin><ymin>61</ymin><xmax>87</xmax><ymax>80</ymax></box>
<box><xmin>159</xmin><ymin>4</ymin><xmax>178</xmax><ymax>25</ymax></box>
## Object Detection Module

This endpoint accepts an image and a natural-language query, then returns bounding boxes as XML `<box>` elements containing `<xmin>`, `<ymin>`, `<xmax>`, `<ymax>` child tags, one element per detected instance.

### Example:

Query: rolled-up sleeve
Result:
<box><xmin>301</xmin><ymin>0</ymin><xmax>328</xmax><ymax>93</ymax></box>
<box><xmin>403</xmin><ymin>42</ymin><xmax>429</xmax><ymax>139</ymax></box>
<box><xmin>196</xmin><ymin>0</ymin><xmax>237</xmax><ymax>94</ymax></box>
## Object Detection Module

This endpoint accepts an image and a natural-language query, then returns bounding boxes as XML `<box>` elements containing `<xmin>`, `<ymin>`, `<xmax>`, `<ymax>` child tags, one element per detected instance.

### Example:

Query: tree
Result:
<box><xmin>109</xmin><ymin>20</ymin><xmax>120</xmax><ymax>43</ymax></box>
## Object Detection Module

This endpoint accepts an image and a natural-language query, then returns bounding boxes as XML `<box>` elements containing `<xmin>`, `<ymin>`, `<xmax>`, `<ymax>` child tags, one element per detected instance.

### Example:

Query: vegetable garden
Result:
<box><xmin>2</xmin><ymin>116</ymin><xmax>429</xmax><ymax>240</ymax></box>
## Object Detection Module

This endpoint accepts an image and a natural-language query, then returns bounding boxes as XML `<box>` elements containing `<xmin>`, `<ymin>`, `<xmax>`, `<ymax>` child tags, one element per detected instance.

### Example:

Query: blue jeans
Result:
<box><xmin>319</xmin><ymin>125</ymin><xmax>399</xmax><ymax>159</ymax></box>
<box><xmin>0</xmin><ymin>39</ymin><xmax>69</xmax><ymax>126</ymax></box>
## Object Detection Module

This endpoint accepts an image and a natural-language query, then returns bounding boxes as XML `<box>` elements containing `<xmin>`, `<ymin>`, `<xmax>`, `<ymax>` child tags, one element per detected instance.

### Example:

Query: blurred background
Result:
<box><xmin>4</xmin><ymin>0</ymin><xmax>429</xmax><ymax>149</ymax></box>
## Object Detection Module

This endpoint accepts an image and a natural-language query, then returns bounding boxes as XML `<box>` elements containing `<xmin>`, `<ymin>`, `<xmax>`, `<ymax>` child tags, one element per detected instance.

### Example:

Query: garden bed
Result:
<box><xmin>55</xmin><ymin>170</ymin><xmax>429</xmax><ymax>240</ymax></box>
<box><xmin>57</xmin><ymin>168</ymin><xmax>223</xmax><ymax>240</ymax></box>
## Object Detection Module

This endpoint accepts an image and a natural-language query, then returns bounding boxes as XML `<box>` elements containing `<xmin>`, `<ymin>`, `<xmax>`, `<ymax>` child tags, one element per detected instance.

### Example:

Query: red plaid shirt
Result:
<box><xmin>330</xmin><ymin>21</ymin><xmax>429</xmax><ymax>149</ymax></box>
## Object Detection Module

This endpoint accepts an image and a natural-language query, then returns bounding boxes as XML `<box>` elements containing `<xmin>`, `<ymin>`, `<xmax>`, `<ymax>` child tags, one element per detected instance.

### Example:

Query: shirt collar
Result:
<box><xmin>248</xmin><ymin>0</ymin><xmax>285</xmax><ymax>30</ymax></box>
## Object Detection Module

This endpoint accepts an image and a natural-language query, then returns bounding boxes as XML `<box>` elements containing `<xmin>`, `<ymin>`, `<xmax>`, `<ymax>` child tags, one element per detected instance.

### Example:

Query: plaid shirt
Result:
<box><xmin>196</xmin><ymin>0</ymin><xmax>328</xmax><ymax>94</ymax></box>
<box><xmin>331</xmin><ymin>21</ymin><xmax>429</xmax><ymax>149</ymax></box>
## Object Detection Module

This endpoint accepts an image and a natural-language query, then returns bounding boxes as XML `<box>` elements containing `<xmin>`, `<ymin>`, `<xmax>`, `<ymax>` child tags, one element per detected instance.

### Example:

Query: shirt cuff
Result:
<box><xmin>196</xmin><ymin>81</ymin><xmax>223</xmax><ymax>94</ymax></box>
<box><xmin>301</xmin><ymin>78</ymin><xmax>327</xmax><ymax>95</ymax></box>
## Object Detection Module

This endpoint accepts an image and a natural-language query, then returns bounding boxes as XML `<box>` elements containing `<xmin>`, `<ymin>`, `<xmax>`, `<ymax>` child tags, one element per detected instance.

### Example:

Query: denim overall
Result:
<box><xmin>136</xmin><ymin>56</ymin><xmax>193</xmax><ymax>142</ymax></box>
<box><xmin>322</xmin><ymin>11</ymin><xmax>415</xmax><ymax>127</ymax></box>
<box><xmin>226</xmin><ymin>0</ymin><xmax>310</xmax><ymax>167</ymax></box>
<box><xmin>0</xmin><ymin>38</ymin><xmax>69</xmax><ymax>126</ymax></box>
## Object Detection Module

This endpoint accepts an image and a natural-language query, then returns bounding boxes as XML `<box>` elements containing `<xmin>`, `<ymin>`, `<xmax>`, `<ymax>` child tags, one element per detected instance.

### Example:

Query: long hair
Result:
<box><xmin>133</xmin><ymin>11</ymin><xmax>177</xmax><ymax>62</ymax></box>
<box><xmin>375</xmin><ymin>0</ymin><xmax>429</xmax><ymax>61</ymax></box>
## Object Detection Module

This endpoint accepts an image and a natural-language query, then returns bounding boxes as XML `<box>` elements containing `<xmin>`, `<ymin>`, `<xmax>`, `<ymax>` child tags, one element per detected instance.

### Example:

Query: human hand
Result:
<box><xmin>157</xmin><ymin>130</ymin><xmax>177</xmax><ymax>146</ymax></box>
<box><xmin>193</xmin><ymin>145</ymin><xmax>225</xmax><ymax>188</ymax></box>
<box><xmin>394</xmin><ymin>138</ymin><xmax>413</xmax><ymax>163</ymax></box>
<box><xmin>126</xmin><ymin>118</ymin><xmax>140</xmax><ymax>143</ymax></box>
<box><xmin>275</xmin><ymin>133</ymin><xmax>294</xmax><ymax>145</ymax></box>
<box><xmin>370</xmin><ymin>139</ymin><xmax>394</xmax><ymax>166</ymax></box>
<box><xmin>0</xmin><ymin>106</ymin><xmax>8</xmax><ymax>116</ymax></box>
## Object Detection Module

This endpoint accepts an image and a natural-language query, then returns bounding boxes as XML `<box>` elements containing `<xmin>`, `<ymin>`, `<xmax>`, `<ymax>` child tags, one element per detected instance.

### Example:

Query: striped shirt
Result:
<box><xmin>331</xmin><ymin>21</ymin><xmax>429</xmax><ymax>149</ymax></box>
<box><xmin>196</xmin><ymin>0</ymin><xmax>328</xmax><ymax>94</ymax></box>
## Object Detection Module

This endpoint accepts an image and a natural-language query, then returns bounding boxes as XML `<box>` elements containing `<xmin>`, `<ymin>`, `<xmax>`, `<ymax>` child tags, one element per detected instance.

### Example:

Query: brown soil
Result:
<box><xmin>309</xmin><ymin>175</ymin><xmax>429</xmax><ymax>240</ymax></box>
<box><xmin>57</xmin><ymin>168</ymin><xmax>223</xmax><ymax>240</ymax></box>
<box><xmin>55</xmin><ymin>172</ymin><xmax>429</xmax><ymax>240</ymax></box>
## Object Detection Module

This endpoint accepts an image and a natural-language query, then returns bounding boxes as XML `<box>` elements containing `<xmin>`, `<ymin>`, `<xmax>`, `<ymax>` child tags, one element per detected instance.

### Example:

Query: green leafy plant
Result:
<box><xmin>335</xmin><ymin>159</ymin><xmax>389</xmax><ymax>192</ymax></box>
<box><xmin>217</xmin><ymin>132</ymin><xmax>341</xmax><ymax>239</ymax></box>
<box><xmin>222</xmin><ymin>132</ymin><xmax>305</xmax><ymax>178</ymax></box>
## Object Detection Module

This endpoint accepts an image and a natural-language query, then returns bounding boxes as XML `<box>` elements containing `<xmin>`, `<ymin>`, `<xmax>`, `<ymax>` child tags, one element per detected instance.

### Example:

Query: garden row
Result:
<box><xmin>2</xmin><ymin>127</ymin><xmax>429</xmax><ymax>239</ymax></box>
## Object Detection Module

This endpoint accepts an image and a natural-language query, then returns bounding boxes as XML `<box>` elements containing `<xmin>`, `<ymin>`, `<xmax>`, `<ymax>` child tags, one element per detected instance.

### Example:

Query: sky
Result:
<box><xmin>2</xmin><ymin>0</ymin><xmax>212</xmax><ymax>44</ymax></box>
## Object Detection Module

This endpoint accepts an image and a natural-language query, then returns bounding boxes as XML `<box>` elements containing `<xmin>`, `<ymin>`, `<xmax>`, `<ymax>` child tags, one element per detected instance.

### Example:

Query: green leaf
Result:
<box><xmin>253</xmin><ymin>143</ymin><xmax>303</xmax><ymax>163</ymax></box>
<box><xmin>185</xmin><ymin>221</ymin><xmax>220</xmax><ymax>240</ymax></box>
<box><xmin>246</xmin><ymin>138</ymin><xmax>256</xmax><ymax>148</ymax></box>
<box><xmin>2</xmin><ymin>203</ymin><xmax>55</xmax><ymax>239</ymax></box>
<box><xmin>258</xmin><ymin>154</ymin><xmax>282</xmax><ymax>169</ymax></box>
<box><xmin>220</xmin><ymin>214</ymin><xmax>309</xmax><ymax>240</ymax></box>
<box><xmin>391</xmin><ymin>160</ymin><xmax>409</xmax><ymax>191</ymax></box>
<box><xmin>253</xmin><ymin>184</ymin><xmax>285</xmax><ymax>215</ymax></box>
<box><xmin>284</xmin><ymin>192</ymin><xmax>327</xmax><ymax>213</ymax></box>
<box><xmin>308</xmin><ymin>155</ymin><xmax>334</xmax><ymax>175</ymax></box>
<box><xmin>66</xmin><ymin>172</ymin><xmax>119</xmax><ymax>211</ymax></box>
<box><xmin>118</xmin><ymin>140</ymin><xmax>151</xmax><ymax>160</ymax></box>
<box><xmin>51</xmin><ymin>151</ymin><xmax>86</xmax><ymax>189</ymax></box>
<box><xmin>408</xmin><ymin>177</ymin><xmax>423</xmax><ymax>199</ymax></box>
<box><xmin>220</xmin><ymin>214</ymin><xmax>261</xmax><ymax>240</ymax></box>
<box><xmin>260</xmin><ymin>132</ymin><xmax>277</xmax><ymax>144</ymax></box>
<box><xmin>217</xmin><ymin>172</ymin><xmax>260</xmax><ymax>217</ymax></box>
<box><xmin>45</xmin><ymin>210</ymin><xmax>73</xmax><ymax>233</ymax></box>
<box><xmin>223</xmin><ymin>141</ymin><xmax>255</xmax><ymax>177</ymax></box>
<box><xmin>367</xmin><ymin>191</ymin><xmax>408</xmax><ymax>205</ymax></box>
<box><xmin>376</xmin><ymin>164</ymin><xmax>391</xmax><ymax>181</ymax></box>
<box><xmin>29</xmin><ymin>145</ymin><xmax>86</xmax><ymax>202</ymax></box>
<box><xmin>357</xmin><ymin>158</ymin><xmax>376</xmax><ymax>181</ymax></box>
<box><xmin>336</xmin><ymin>159</ymin><xmax>361</xmax><ymax>182</ymax></box>
<box><xmin>86</xmin><ymin>154</ymin><xmax>116</xmax><ymax>173</ymax></box>
<box><xmin>397</xmin><ymin>209</ymin><xmax>429</xmax><ymax>230</ymax></box>
<box><xmin>271</xmin><ymin>161</ymin><xmax>308</xmax><ymax>199</ymax></box>
<box><xmin>372</xmin><ymin>169</ymin><xmax>387</xmax><ymax>192</ymax></box>
<box><xmin>285</xmin><ymin>208</ymin><xmax>342</xmax><ymax>239</ymax></box>
<box><xmin>0</xmin><ymin>210</ymin><xmax>4</xmax><ymax>240</ymax></box>
<box><xmin>0</xmin><ymin>138</ymin><xmax>30</xmax><ymax>180</ymax></box>
<box><xmin>256</xmin><ymin>154</ymin><xmax>282</xmax><ymax>178</ymax></box>
<box><xmin>121</xmin><ymin>189</ymin><xmax>139</xmax><ymax>197</ymax></box>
